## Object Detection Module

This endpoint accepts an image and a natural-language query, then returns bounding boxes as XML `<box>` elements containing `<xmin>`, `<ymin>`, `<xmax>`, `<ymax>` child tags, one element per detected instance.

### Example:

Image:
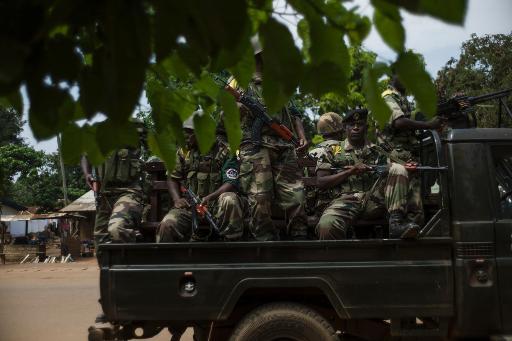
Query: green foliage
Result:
<box><xmin>435</xmin><ymin>32</ymin><xmax>512</xmax><ymax>127</ymax></box>
<box><xmin>0</xmin><ymin>0</ymin><xmax>468</xmax><ymax>172</ymax></box>
<box><xmin>395</xmin><ymin>51</ymin><xmax>437</xmax><ymax>117</ymax></box>
<box><xmin>219</xmin><ymin>91</ymin><xmax>242</xmax><ymax>154</ymax></box>
<box><xmin>0</xmin><ymin>145</ymin><xmax>87</xmax><ymax>209</ymax></box>
<box><xmin>363</xmin><ymin>63</ymin><xmax>391</xmax><ymax>127</ymax></box>
<box><xmin>372</xmin><ymin>0</ymin><xmax>405</xmax><ymax>53</ymax></box>
<box><xmin>10</xmin><ymin>152</ymin><xmax>88</xmax><ymax>212</ymax></box>
<box><xmin>382</xmin><ymin>0</ymin><xmax>467</xmax><ymax>25</ymax></box>
<box><xmin>0</xmin><ymin>106</ymin><xmax>24</xmax><ymax>146</ymax></box>
<box><xmin>261</xmin><ymin>18</ymin><xmax>303</xmax><ymax>113</ymax></box>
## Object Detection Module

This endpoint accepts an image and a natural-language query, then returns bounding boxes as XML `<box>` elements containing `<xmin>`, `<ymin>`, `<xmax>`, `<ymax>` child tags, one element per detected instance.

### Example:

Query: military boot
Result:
<box><xmin>389</xmin><ymin>210</ymin><xmax>419</xmax><ymax>239</ymax></box>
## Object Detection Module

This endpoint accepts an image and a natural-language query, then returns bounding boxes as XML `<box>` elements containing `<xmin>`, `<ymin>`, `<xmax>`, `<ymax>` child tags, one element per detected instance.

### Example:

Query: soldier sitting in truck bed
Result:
<box><xmin>315</xmin><ymin>109</ymin><xmax>420</xmax><ymax>240</ymax></box>
<box><xmin>156</xmin><ymin>112</ymin><xmax>245</xmax><ymax>242</ymax></box>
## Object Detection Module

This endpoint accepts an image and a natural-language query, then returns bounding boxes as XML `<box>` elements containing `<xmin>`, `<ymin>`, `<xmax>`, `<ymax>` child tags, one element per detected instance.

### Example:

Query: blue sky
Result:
<box><xmin>21</xmin><ymin>0</ymin><xmax>512</xmax><ymax>153</ymax></box>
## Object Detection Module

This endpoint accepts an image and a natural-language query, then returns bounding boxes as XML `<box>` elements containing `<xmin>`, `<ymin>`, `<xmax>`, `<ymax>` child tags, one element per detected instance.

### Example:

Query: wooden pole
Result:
<box><xmin>57</xmin><ymin>134</ymin><xmax>69</xmax><ymax>206</ymax></box>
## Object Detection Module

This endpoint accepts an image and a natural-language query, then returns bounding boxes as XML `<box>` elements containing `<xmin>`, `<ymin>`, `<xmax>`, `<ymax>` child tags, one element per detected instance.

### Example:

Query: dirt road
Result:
<box><xmin>0</xmin><ymin>258</ymin><xmax>193</xmax><ymax>341</ymax></box>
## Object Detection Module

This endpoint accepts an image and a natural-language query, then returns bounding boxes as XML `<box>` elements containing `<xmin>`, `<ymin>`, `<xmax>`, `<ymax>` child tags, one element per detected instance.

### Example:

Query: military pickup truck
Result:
<box><xmin>88</xmin><ymin>128</ymin><xmax>512</xmax><ymax>341</ymax></box>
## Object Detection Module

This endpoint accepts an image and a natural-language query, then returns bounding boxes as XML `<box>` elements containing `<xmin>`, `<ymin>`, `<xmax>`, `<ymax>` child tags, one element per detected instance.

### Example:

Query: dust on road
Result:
<box><xmin>0</xmin><ymin>258</ymin><xmax>193</xmax><ymax>341</ymax></box>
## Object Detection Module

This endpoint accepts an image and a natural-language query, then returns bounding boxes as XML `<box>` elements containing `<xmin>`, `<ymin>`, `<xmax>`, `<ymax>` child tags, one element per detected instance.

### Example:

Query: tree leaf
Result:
<box><xmin>96</xmin><ymin>0</ymin><xmax>150</xmax><ymax>121</ymax></box>
<box><xmin>27</xmin><ymin>82</ymin><xmax>77</xmax><ymax>140</ymax></box>
<box><xmin>193</xmin><ymin>112</ymin><xmax>216</xmax><ymax>154</ymax></box>
<box><xmin>395</xmin><ymin>51</ymin><xmax>437</xmax><ymax>116</ymax></box>
<box><xmin>147</xmin><ymin>129</ymin><xmax>176</xmax><ymax>172</ymax></box>
<box><xmin>302</xmin><ymin>62</ymin><xmax>348</xmax><ymax>97</ymax></box>
<box><xmin>381</xmin><ymin>0</ymin><xmax>467</xmax><ymax>25</ymax></box>
<box><xmin>219</xmin><ymin>91</ymin><xmax>241</xmax><ymax>154</ymax></box>
<box><xmin>309</xmin><ymin>19</ymin><xmax>349</xmax><ymax>74</ymax></box>
<box><xmin>95</xmin><ymin>120</ymin><xmax>139</xmax><ymax>156</ymax></box>
<box><xmin>228</xmin><ymin>43</ymin><xmax>255</xmax><ymax>89</ymax></box>
<box><xmin>362</xmin><ymin>63</ymin><xmax>391</xmax><ymax>127</ymax></box>
<box><xmin>60</xmin><ymin>123</ymin><xmax>83</xmax><ymax>165</ymax></box>
<box><xmin>152</xmin><ymin>0</ymin><xmax>188</xmax><ymax>61</ymax></box>
<box><xmin>260</xmin><ymin>18</ymin><xmax>303</xmax><ymax>113</ymax></box>
<box><xmin>195</xmin><ymin>74</ymin><xmax>219</xmax><ymax>100</ymax></box>
<box><xmin>43</xmin><ymin>35</ymin><xmax>81</xmax><ymax>83</ymax></box>
<box><xmin>372</xmin><ymin>0</ymin><xmax>405</xmax><ymax>53</ymax></box>
<box><xmin>160</xmin><ymin>52</ymin><xmax>191</xmax><ymax>81</ymax></box>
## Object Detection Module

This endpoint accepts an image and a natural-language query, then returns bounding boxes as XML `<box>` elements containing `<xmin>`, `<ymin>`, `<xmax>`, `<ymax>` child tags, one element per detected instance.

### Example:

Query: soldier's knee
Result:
<box><xmin>217</xmin><ymin>192</ymin><xmax>238</xmax><ymax>207</ymax></box>
<box><xmin>388</xmin><ymin>163</ymin><xmax>408</xmax><ymax>177</ymax></box>
<box><xmin>316</xmin><ymin>215</ymin><xmax>347</xmax><ymax>240</ymax></box>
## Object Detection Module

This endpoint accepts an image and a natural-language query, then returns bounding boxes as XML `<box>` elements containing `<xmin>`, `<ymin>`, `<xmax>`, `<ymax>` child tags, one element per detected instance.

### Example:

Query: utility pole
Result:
<box><xmin>57</xmin><ymin>134</ymin><xmax>69</xmax><ymax>206</ymax></box>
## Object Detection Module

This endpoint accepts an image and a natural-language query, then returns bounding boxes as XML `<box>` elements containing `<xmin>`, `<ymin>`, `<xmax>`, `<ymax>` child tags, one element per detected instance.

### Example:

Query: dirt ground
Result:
<box><xmin>0</xmin><ymin>258</ymin><xmax>193</xmax><ymax>341</ymax></box>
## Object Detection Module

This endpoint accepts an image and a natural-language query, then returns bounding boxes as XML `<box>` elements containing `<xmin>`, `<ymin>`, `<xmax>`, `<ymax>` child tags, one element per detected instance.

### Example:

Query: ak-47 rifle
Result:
<box><xmin>180</xmin><ymin>186</ymin><xmax>220</xmax><ymax>234</ymax></box>
<box><xmin>332</xmin><ymin>164</ymin><xmax>447</xmax><ymax>175</ymax></box>
<box><xmin>91</xmin><ymin>168</ymin><xmax>101</xmax><ymax>207</ymax></box>
<box><xmin>437</xmin><ymin>88</ymin><xmax>512</xmax><ymax>127</ymax></box>
<box><xmin>219</xmin><ymin>77</ymin><xmax>314</xmax><ymax>161</ymax></box>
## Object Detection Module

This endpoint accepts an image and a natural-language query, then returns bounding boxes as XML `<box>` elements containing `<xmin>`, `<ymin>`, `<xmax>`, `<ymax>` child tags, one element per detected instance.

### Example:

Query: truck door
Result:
<box><xmin>490</xmin><ymin>144</ymin><xmax>512</xmax><ymax>332</ymax></box>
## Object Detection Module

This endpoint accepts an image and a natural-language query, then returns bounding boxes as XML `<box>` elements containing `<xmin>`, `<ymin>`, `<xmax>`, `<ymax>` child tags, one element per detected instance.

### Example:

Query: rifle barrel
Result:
<box><xmin>469</xmin><ymin>88</ymin><xmax>512</xmax><ymax>105</ymax></box>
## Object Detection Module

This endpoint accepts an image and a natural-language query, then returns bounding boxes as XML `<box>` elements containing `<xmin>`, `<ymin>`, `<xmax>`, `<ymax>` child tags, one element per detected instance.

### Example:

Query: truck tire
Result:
<box><xmin>229</xmin><ymin>302</ymin><xmax>338</xmax><ymax>341</ymax></box>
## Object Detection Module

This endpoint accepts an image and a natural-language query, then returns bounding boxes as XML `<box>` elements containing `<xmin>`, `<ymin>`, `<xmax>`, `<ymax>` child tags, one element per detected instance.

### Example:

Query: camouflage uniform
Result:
<box><xmin>234</xmin><ymin>78</ymin><xmax>308</xmax><ymax>241</ymax></box>
<box><xmin>381</xmin><ymin>86</ymin><xmax>424</xmax><ymax>225</ymax></box>
<box><xmin>315</xmin><ymin>139</ymin><xmax>414</xmax><ymax>239</ymax></box>
<box><xmin>94</xmin><ymin>148</ymin><xmax>145</xmax><ymax>243</ymax></box>
<box><xmin>308</xmin><ymin>139</ymin><xmax>341</xmax><ymax>215</ymax></box>
<box><xmin>157</xmin><ymin>139</ymin><xmax>244</xmax><ymax>242</ymax></box>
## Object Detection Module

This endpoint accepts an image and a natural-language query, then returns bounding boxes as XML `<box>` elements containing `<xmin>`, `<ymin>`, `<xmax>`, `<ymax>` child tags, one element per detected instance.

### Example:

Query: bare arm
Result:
<box><xmin>201</xmin><ymin>183</ymin><xmax>237</xmax><ymax>205</ymax></box>
<box><xmin>80</xmin><ymin>155</ymin><xmax>93</xmax><ymax>189</ymax></box>
<box><xmin>393</xmin><ymin>116</ymin><xmax>443</xmax><ymax>130</ymax></box>
<box><xmin>293</xmin><ymin>116</ymin><xmax>309</xmax><ymax>153</ymax></box>
<box><xmin>168</xmin><ymin>178</ymin><xmax>189</xmax><ymax>209</ymax></box>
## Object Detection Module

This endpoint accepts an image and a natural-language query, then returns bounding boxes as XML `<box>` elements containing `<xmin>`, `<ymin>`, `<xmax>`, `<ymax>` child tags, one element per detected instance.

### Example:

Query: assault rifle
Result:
<box><xmin>332</xmin><ymin>164</ymin><xmax>447</xmax><ymax>175</ymax></box>
<box><xmin>180</xmin><ymin>186</ymin><xmax>220</xmax><ymax>234</ymax></box>
<box><xmin>437</xmin><ymin>88</ymin><xmax>512</xmax><ymax>127</ymax></box>
<box><xmin>91</xmin><ymin>168</ymin><xmax>101</xmax><ymax>207</ymax></box>
<box><xmin>219</xmin><ymin>78</ymin><xmax>314</xmax><ymax>160</ymax></box>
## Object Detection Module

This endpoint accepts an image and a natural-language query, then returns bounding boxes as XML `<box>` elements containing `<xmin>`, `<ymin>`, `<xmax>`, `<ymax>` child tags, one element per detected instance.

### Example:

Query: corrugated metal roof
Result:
<box><xmin>0</xmin><ymin>211</ymin><xmax>85</xmax><ymax>221</ymax></box>
<box><xmin>60</xmin><ymin>190</ymin><xmax>96</xmax><ymax>212</ymax></box>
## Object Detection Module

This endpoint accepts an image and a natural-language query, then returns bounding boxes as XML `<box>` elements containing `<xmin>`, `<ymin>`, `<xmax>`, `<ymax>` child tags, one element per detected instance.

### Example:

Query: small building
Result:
<box><xmin>60</xmin><ymin>190</ymin><xmax>96</xmax><ymax>241</ymax></box>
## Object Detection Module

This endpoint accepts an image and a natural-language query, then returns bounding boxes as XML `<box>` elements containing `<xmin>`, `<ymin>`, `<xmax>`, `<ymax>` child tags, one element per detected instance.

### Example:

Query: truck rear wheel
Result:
<box><xmin>229</xmin><ymin>302</ymin><xmax>338</xmax><ymax>341</ymax></box>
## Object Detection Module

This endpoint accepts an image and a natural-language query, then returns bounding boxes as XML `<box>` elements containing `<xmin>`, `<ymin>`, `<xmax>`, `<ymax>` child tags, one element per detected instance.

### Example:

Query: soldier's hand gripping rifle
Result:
<box><xmin>437</xmin><ymin>88</ymin><xmax>512</xmax><ymax>127</ymax></box>
<box><xmin>219</xmin><ymin>78</ymin><xmax>315</xmax><ymax>161</ymax></box>
<box><xmin>180</xmin><ymin>186</ymin><xmax>220</xmax><ymax>234</ymax></box>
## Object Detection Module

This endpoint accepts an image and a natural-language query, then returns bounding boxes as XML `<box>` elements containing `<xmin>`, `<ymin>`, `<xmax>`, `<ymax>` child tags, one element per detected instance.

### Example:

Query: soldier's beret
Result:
<box><xmin>343</xmin><ymin>108</ymin><xmax>368</xmax><ymax>123</ymax></box>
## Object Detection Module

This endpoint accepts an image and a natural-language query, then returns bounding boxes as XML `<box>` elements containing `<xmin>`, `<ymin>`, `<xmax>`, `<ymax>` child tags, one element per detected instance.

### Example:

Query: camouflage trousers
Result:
<box><xmin>94</xmin><ymin>189</ymin><xmax>144</xmax><ymax>243</ymax></box>
<box><xmin>157</xmin><ymin>192</ymin><xmax>245</xmax><ymax>242</ymax></box>
<box><xmin>317</xmin><ymin>163</ymin><xmax>423</xmax><ymax>240</ymax></box>
<box><xmin>239</xmin><ymin>146</ymin><xmax>308</xmax><ymax>241</ymax></box>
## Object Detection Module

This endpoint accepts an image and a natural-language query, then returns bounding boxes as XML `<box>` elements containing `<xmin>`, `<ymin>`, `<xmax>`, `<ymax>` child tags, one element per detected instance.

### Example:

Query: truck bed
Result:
<box><xmin>97</xmin><ymin>238</ymin><xmax>454</xmax><ymax>323</ymax></box>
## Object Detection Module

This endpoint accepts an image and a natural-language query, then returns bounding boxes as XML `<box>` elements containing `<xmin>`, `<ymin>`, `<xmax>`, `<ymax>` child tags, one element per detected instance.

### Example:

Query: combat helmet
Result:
<box><xmin>316</xmin><ymin>112</ymin><xmax>343</xmax><ymax>135</ymax></box>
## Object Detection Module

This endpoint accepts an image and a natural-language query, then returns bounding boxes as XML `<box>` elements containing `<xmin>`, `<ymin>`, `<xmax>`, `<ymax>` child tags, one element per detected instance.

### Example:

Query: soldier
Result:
<box><xmin>381</xmin><ymin>75</ymin><xmax>444</xmax><ymax>161</ymax></box>
<box><xmin>315</xmin><ymin>109</ymin><xmax>420</xmax><ymax>240</ymax></box>
<box><xmin>81</xmin><ymin>121</ymin><xmax>146</xmax><ymax>243</ymax></box>
<box><xmin>157</xmin><ymin>114</ymin><xmax>244</xmax><ymax>242</ymax></box>
<box><xmin>229</xmin><ymin>38</ymin><xmax>308</xmax><ymax>241</ymax></box>
<box><xmin>307</xmin><ymin>112</ymin><xmax>344</xmax><ymax>215</ymax></box>
<box><xmin>380</xmin><ymin>75</ymin><xmax>445</xmax><ymax>226</ymax></box>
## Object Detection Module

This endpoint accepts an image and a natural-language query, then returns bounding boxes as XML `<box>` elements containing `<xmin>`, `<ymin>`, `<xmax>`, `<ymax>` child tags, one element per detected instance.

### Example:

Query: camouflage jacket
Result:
<box><xmin>96</xmin><ymin>147</ymin><xmax>144</xmax><ymax>193</ymax></box>
<box><xmin>381</xmin><ymin>86</ymin><xmax>419</xmax><ymax>152</ymax></box>
<box><xmin>170</xmin><ymin>139</ymin><xmax>239</xmax><ymax>198</ymax></box>
<box><xmin>316</xmin><ymin>139</ymin><xmax>387</xmax><ymax>199</ymax></box>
